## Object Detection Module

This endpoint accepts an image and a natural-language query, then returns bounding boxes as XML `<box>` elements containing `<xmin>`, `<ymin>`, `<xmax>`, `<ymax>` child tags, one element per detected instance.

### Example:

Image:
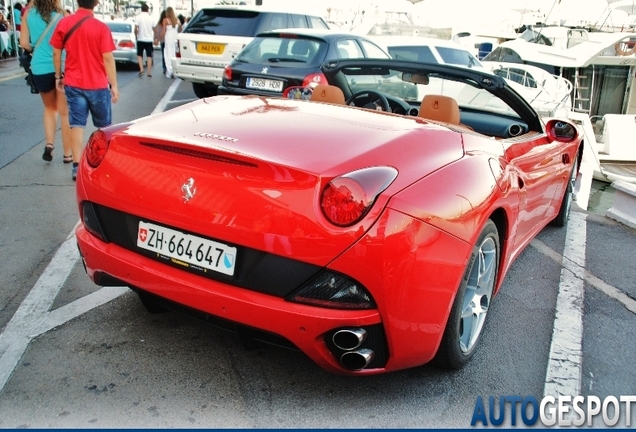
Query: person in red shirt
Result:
<box><xmin>50</xmin><ymin>0</ymin><xmax>119</xmax><ymax>181</ymax></box>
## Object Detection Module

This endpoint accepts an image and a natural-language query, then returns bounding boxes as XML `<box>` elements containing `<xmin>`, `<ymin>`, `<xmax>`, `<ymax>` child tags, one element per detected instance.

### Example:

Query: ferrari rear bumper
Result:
<box><xmin>76</xmin><ymin>225</ymin><xmax>387</xmax><ymax>375</ymax></box>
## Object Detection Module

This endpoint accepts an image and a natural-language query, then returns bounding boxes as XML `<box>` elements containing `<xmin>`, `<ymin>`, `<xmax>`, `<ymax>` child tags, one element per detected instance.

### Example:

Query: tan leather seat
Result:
<box><xmin>310</xmin><ymin>85</ymin><xmax>346</xmax><ymax>105</ymax></box>
<box><xmin>419</xmin><ymin>94</ymin><xmax>460</xmax><ymax>125</ymax></box>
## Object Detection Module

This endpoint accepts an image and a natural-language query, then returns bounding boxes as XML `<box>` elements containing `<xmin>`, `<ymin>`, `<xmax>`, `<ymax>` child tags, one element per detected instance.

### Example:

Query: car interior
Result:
<box><xmin>299</xmin><ymin>84</ymin><xmax>528</xmax><ymax>139</ymax></box>
<box><xmin>279</xmin><ymin>59</ymin><xmax>542</xmax><ymax>140</ymax></box>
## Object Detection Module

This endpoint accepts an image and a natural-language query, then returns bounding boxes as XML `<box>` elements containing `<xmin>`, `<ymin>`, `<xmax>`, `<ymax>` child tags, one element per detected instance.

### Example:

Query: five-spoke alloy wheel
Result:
<box><xmin>434</xmin><ymin>219</ymin><xmax>500</xmax><ymax>369</ymax></box>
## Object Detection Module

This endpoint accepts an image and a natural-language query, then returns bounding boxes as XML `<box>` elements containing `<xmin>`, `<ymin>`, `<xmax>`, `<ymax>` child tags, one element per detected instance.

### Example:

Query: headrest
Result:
<box><xmin>310</xmin><ymin>85</ymin><xmax>345</xmax><ymax>105</ymax></box>
<box><xmin>419</xmin><ymin>95</ymin><xmax>460</xmax><ymax>125</ymax></box>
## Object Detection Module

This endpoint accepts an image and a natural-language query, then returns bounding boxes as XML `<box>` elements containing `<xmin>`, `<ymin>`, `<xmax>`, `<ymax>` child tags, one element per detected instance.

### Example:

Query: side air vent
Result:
<box><xmin>508</xmin><ymin>124</ymin><xmax>524</xmax><ymax>137</ymax></box>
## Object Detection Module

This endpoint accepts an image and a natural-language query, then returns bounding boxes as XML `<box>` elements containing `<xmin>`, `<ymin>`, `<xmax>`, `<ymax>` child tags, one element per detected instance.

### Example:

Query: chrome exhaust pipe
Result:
<box><xmin>332</xmin><ymin>328</ymin><xmax>367</xmax><ymax>351</ymax></box>
<box><xmin>340</xmin><ymin>348</ymin><xmax>375</xmax><ymax>371</ymax></box>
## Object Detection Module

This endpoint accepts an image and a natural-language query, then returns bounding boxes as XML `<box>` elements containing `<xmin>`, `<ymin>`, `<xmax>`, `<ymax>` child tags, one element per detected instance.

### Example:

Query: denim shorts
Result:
<box><xmin>64</xmin><ymin>86</ymin><xmax>112</xmax><ymax>128</ymax></box>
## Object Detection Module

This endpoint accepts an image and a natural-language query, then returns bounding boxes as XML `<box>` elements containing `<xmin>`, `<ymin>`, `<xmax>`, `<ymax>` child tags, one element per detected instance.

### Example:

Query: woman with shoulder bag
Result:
<box><xmin>19</xmin><ymin>0</ymin><xmax>71</xmax><ymax>163</ymax></box>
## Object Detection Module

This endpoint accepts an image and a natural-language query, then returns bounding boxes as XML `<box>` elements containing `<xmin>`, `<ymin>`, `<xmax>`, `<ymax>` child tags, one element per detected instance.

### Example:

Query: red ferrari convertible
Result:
<box><xmin>76</xmin><ymin>59</ymin><xmax>582</xmax><ymax>375</ymax></box>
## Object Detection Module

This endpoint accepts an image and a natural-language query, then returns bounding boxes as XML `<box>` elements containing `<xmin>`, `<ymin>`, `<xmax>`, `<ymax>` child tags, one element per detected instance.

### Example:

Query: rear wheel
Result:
<box><xmin>192</xmin><ymin>82</ymin><xmax>218</xmax><ymax>98</ymax></box>
<box><xmin>551</xmin><ymin>156</ymin><xmax>579</xmax><ymax>227</ymax></box>
<box><xmin>434</xmin><ymin>220</ymin><xmax>499</xmax><ymax>369</ymax></box>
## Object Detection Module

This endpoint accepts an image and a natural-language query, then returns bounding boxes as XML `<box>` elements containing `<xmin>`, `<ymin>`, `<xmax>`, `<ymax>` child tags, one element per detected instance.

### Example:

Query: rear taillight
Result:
<box><xmin>320</xmin><ymin>166</ymin><xmax>398</xmax><ymax>227</ymax></box>
<box><xmin>119</xmin><ymin>39</ymin><xmax>135</xmax><ymax>48</ymax></box>
<box><xmin>223</xmin><ymin>64</ymin><xmax>232</xmax><ymax>81</ymax></box>
<box><xmin>288</xmin><ymin>270</ymin><xmax>375</xmax><ymax>309</ymax></box>
<box><xmin>176</xmin><ymin>41</ymin><xmax>181</xmax><ymax>58</ymax></box>
<box><xmin>302</xmin><ymin>72</ymin><xmax>327</xmax><ymax>87</ymax></box>
<box><xmin>81</xmin><ymin>201</ymin><xmax>108</xmax><ymax>242</ymax></box>
<box><xmin>85</xmin><ymin>130</ymin><xmax>109</xmax><ymax>168</ymax></box>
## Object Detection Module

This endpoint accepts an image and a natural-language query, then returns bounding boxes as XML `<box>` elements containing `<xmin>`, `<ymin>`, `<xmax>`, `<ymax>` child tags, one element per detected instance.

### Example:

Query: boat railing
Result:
<box><xmin>488</xmin><ymin>64</ymin><xmax>573</xmax><ymax>117</ymax></box>
<box><xmin>526</xmin><ymin>75</ymin><xmax>573</xmax><ymax>117</ymax></box>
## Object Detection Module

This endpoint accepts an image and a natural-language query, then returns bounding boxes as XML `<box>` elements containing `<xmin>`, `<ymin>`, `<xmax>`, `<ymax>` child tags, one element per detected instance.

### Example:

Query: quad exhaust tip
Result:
<box><xmin>332</xmin><ymin>328</ymin><xmax>374</xmax><ymax>370</ymax></box>
<box><xmin>340</xmin><ymin>348</ymin><xmax>375</xmax><ymax>371</ymax></box>
<box><xmin>332</xmin><ymin>328</ymin><xmax>367</xmax><ymax>351</ymax></box>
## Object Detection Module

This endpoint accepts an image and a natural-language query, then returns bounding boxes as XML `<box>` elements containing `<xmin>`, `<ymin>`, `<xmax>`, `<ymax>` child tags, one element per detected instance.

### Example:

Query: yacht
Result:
<box><xmin>482</xmin><ymin>25</ymin><xmax>636</xmax><ymax>184</ymax></box>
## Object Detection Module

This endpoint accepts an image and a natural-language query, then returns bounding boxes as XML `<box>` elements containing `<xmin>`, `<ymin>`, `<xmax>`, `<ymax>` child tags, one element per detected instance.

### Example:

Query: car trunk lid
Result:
<box><xmin>82</xmin><ymin>96</ymin><xmax>464</xmax><ymax>266</ymax></box>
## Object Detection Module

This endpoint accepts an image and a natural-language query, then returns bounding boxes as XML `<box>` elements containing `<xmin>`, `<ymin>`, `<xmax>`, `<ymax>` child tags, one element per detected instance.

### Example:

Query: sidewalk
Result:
<box><xmin>0</xmin><ymin>57</ymin><xmax>25</xmax><ymax>81</ymax></box>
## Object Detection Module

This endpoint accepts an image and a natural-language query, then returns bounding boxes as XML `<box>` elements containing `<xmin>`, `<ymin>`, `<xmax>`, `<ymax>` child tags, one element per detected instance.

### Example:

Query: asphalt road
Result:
<box><xmin>0</xmin><ymin>60</ymin><xmax>635</xmax><ymax>428</ymax></box>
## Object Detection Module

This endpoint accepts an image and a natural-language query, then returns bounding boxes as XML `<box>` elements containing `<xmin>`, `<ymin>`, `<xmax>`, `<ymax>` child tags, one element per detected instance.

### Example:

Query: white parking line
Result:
<box><xmin>542</xmin><ymin>212</ymin><xmax>587</xmax><ymax>397</ymax></box>
<box><xmin>0</xmin><ymin>80</ymin><xmax>183</xmax><ymax>394</ymax></box>
<box><xmin>532</xmin><ymin>238</ymin><xmax>636</xmax><ymax>315</ymax></box>
<box><xmin>151</xmin><ymin>79</ymin><xmax>182</xmax><ymax>115</ymax></box>
<box><xmin>0</xmin><ymin>224</ymin><xmax>128</xmax><ymax>393</ymax></box>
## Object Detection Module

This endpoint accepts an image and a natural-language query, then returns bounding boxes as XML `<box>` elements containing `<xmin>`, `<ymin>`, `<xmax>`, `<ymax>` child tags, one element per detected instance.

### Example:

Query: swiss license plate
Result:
<box><xmin>137</xmin><ymin>221</ymin><xmax>237</xmax><ymax>276</ymax></box>
<box><xmin>196</xmin><ymin>42</ymin><xmax>225</xmax><ymax>54</ymax></box>
<box><xmin>246</xmin><ymin>77</ymin><xmax>283</xmax><ymax>92</ymax></box>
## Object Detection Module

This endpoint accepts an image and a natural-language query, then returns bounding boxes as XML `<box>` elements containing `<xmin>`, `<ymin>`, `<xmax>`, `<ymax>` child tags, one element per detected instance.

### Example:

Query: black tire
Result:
<box><xmin>551</xmin><ymin>156</ymin><xmax>579</xmax><ymax>228</ymax></box>
<box><xmin>136</xmin><ymin>290</ymin><xmax>169</xmax><ymax>314</ymax></box>
<box><xmin>192</xmin><ymin>82</ymin><xmax>217</xmax><ymax>99</ymax></box>
<box><xmin>433</xmin><ymin>220</ymin><xmax>500</xmax><ymax>369</ymax></box>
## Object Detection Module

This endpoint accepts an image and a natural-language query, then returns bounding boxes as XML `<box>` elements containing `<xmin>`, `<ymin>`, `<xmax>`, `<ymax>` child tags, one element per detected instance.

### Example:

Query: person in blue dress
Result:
<box><xmin>19</xmin><ymin>0</ymin><xmax>71</xmax><ymax>163</ymax></box>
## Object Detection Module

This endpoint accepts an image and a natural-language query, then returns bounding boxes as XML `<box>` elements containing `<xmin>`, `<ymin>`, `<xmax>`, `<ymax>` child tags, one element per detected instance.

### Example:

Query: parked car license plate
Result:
<box><xmin>137</xmin><ymin>221</ymin><xmax>236</xmax><ymax>276</ymax></box>
<box><xmin>246</xmin><ymin>77</ymin><xmax>283</xmax><ymax>92</ymax></box>
<box><xmin>196</xmin><ymin>42</ymin><xmax>225</xmax><ymax>54</ymax></box>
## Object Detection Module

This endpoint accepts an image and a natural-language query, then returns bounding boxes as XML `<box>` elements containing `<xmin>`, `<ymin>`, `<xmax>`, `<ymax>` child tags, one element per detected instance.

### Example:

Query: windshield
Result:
<box><xmin>185</xmin><ymin>9</ymin><xmax>262</xmax><ymax>36</ymax></box>
<box><xmin>342</xmin><ymin>67</ymin><xmax>520</xmax><ymax>118</ymax></box>
<box><xmin>436</xmin><ymin>47</ymin><xmax>483</xmax><ymax>68</ymax></box>
<box><xmin>387</xmin><ymin>45</ymin><xmax>483</xmax><ymax>68</ymax></box>
<box><xmin>237</xmin><ymin>36</ymin><xmax>327</xmax><ymax>66</ymax></box>
<box><xmin>107</xmin><ymin>22</ymin><xmax>133</xmax><ymax>33</ymax></box>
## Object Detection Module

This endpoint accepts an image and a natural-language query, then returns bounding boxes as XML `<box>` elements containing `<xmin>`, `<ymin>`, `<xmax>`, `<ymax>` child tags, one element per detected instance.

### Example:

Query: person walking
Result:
<box><xmin>50</xmin><ymin>0</ymin><xmax>119</xmax><ymax>181</ymax></box>
<box><xmin>19</xmin><ymin>0</ymin><xmax>71</xmax><ymax>164</ymax></box>
<box><xmin>153</xmin><ymin>9</ymin><xmax>166</xmax><ymax>75</ymax></box>
<box><xmin>12</xmin><ymin>2</ymin><xmax>22</xmax><ymax>31</ymax></box>
<box><xmin>20</xmin><ymin>0</ymin><xmax>31</xmax><ymax>20</ymax></box>
<box><xmin>160</xmin><ymin>6</ymin><xmax>180</xmax><ymax>78</ymax></box>
<box><xmin>134</xmin><ymin>3</ymin><xmax>154</xmax><ymax>77</ymax></box>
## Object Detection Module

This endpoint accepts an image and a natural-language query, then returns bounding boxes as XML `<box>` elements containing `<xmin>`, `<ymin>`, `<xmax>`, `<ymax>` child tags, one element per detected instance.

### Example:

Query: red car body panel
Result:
<box><xmin>76</xmin><ymin>83</ymin><xmax>582</xmax><ymax>374</ymax></box>
<box><xmin>78</xmin><ymin>97</ymin><xmax>465</xmax><ymax>266</ymax></box>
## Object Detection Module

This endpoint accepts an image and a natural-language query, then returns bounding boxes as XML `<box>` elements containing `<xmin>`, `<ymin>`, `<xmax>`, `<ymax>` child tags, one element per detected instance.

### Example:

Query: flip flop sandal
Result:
<box><xmin>138</xmin><ymin>71</ymin><xmax>144</xmax><ymax>77</ymax></box>
<box><xmin>42</xmin><ymin>143</ymin><xmax>54</xmax><ymax>162</ymax></box>
<box><xmin>63</xmin><ymin>154</ymin><xmax>73</xmax><ymax>164</ymax></box>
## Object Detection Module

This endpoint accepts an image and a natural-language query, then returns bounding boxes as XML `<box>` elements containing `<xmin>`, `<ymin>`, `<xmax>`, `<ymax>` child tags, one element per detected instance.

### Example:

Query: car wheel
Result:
<box><xmin>550</xmin><ymin>156</ymin><xmax>579</xmax><ymax>227</ymax></box>
<box><xmin>434</xmin><ymin>220</ymin><xmax>499</xmax><ymax>369</ymax></box>
<box><xmin>192</xmin><ymin>82</ymin><xmax>217</xmax><ymax>98</ymax></box>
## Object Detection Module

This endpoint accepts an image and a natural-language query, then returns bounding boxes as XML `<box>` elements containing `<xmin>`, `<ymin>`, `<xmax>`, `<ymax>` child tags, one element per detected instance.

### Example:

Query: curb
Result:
<box><xmin>606</xmin><ymin>180</ymin><xmax>636</xmax><ymax>230</ymax></box>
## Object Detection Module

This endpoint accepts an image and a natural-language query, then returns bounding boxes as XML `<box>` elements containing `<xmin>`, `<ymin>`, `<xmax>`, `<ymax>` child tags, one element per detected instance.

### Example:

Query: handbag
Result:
<box><xmin>18</xmin><ymin>51</ymin><xmax>32</xmax><ymax>70</ymax></box>
<box><xmin>20</xmin><ymin>14</ymin><xmax>61</xmax><ymax>93</ymax></box>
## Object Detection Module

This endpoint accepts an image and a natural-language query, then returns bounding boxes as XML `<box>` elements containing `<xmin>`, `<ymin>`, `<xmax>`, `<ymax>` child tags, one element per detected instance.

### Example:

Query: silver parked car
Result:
<box><xmin>106</xmin><ymin>20</ymin><xmax>137</xmax><ymax>65</ymax></box>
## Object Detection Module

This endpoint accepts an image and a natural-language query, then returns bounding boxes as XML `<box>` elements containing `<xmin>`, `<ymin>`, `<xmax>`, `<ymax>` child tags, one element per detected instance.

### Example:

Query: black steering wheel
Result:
<box><xmin>346</xmin><ymin>90</ymin><xmax>390</xmax><ymax>112</ymax></box>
